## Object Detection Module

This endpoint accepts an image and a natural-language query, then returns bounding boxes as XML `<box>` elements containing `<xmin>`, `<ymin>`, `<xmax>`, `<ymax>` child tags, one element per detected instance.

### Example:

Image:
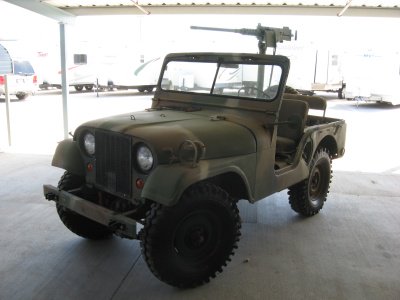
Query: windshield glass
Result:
<box><xmin>161</xmin><ymin>60</ymin><xmax>282</xmax><ymax>101</ymax></box>
<box><xmin>14</xmin><ymin>61</ymin><xmax>35</xmax><ymax>75</ymax></box>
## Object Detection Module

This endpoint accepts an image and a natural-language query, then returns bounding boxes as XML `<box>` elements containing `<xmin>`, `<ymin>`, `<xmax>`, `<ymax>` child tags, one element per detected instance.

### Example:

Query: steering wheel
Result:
<box><xmin>237</xmin><ymin>86</ymin><xmax>271</xmax><ymax>99</ymax></box>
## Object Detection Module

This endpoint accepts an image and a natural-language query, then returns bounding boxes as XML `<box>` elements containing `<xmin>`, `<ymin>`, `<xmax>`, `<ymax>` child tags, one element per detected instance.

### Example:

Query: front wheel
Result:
<box><xmin>288</xmin><ymin>149</ymin><xmax>332</xmax><ymax>216</ymax></box>
<box><xmin>140</xmin><ymin>182</ymin><xmax>241</xmax><ymax>288</ymax></box>
<box><xmin>56</xmin><ymin>172</ymin><xmax>113</xmax><ymax>240</ymax></box>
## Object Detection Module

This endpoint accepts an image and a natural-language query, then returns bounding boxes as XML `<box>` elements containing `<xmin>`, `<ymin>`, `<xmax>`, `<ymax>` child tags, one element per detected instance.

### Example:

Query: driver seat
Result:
<box><xmin>276</xmin><ymin>99</ymin><xmax>309</xmax><ymax>155</ymax></box>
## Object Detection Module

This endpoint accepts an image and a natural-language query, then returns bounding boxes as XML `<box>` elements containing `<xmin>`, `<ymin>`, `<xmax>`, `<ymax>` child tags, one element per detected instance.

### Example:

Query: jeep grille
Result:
<box><xmin>95</xmin><ymin>130</ymin><xmax>132</xmax><ymax>197</ymax></box>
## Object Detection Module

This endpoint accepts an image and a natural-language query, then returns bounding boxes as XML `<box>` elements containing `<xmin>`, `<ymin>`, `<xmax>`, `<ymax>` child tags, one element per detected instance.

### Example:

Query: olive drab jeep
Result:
<box><xmin>44</xmin><ymin>24</ymin><xmax>346</xmax><ymax>287</ymax></box>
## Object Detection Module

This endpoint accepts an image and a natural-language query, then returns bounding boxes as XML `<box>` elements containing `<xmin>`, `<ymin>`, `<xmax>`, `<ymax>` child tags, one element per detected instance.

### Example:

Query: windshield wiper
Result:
<box><xmin>148</xmin><ymin>106</ymin><xmax>202</xmax><ymax>112</ymax></box>
<box><xmin>162</xmin><ymin>106</ymin><xmax>202</xmax><ymax>112</ymax></box>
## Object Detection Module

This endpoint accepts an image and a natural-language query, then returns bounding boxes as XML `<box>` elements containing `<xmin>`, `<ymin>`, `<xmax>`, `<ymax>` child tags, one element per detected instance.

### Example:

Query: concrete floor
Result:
<box><xmin>1</xmin><ymin>152</ymin><xmax>399</xmax><ymax>299</ymax></box>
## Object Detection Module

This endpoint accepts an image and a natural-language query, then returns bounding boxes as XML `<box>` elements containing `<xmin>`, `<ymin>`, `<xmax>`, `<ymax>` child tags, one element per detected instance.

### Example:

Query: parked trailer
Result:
<box><xmin>38</xmin><ymin>53</ymin><xmax>97</xmax><ymax>92</ymax></box>
<box><xmin>342</xmin><ymin>51</ymin><xmax>400</xmax><ymax>105</ymax></box>
<box><xmin>311</xmin><ymin>49</ymin><xmax>345</xmax><ymax>99</ymax></box>
<box><xmin>97</xmin><ymin>57</ymin><xmax>163</xmax><ymax>93</ymax></box>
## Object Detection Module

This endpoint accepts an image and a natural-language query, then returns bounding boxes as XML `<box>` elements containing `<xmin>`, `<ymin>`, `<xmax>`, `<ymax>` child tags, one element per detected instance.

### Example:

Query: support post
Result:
<box><xmin>59</xmin><ymin>22</ymin><xmax>69</xmax><ymax>139</ymax></box>
<box><xmin>4</xmin><ymin>75</ymin><xmax>12</xmax><ymax>146</ymax></box>
<box><xmin>314</xmin><ymin>50</ymin><xmax>318</xmax><ymax>83</ymax></box>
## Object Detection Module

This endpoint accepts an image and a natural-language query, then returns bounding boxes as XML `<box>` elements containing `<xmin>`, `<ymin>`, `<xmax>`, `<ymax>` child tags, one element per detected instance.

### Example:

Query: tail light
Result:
<box><xmin>33</xmin><ymin>75</ymin><xmax>37</xmax><ymax>84</ymax></box>
<box><xmin>0</xmin><ymin>75</ymin><xmax>4</xmax><ymax>85</ymax></box>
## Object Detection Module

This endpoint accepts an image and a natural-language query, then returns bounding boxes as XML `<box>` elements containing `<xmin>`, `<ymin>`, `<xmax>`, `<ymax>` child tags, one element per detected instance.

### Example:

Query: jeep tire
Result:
<box><xmin>56</xmin><ymin>172</ymin><xmax>113</xmax><ymax>240</ymax></box>
<box><xmin>288</xmin><ymin>149</ymin><xmax>332</xmax><ymax>216</ymax></box>
<box><xmin>140</xmin><ymin>182</ymin><xmax>241</xmax><ymax>288</ymax></box>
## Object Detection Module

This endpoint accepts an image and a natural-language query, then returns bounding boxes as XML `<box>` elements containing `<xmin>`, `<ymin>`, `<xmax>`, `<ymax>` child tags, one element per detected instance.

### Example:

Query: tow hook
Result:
<box><xmin>109</xmin><ymin>221</ymin><xmax>129</xmax><ymax>238</ymax></box>
<box><xmin>43</xmin><ymin>185</ymin><xmax>59</xmax><ymax>201</ymax></box>
<box><xmin>45</xmin><ymin>192</ymin><xmax>57</xmax><ymax>201</ymax></box>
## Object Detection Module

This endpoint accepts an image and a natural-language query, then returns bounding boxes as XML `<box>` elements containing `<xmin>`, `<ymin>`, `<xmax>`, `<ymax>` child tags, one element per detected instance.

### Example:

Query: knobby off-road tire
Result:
<box><xmin>56</xmin><ymin>172</ymin><xmax>113</xmax><ymax>240</ymax></box>
<box><xmin>140</xmin><ymin>182</ymin><xmax>241</xmax><ymax>288</ymax></box>
<box><xmin>288</xmin><ymin>149</ymin><xmax>332</xmax><ymax>216</ymax></box>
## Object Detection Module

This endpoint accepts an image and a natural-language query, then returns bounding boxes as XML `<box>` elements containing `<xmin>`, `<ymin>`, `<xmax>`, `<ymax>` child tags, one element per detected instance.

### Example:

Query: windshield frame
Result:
<box><xmin>158</xmin><ymin>53</ymin><xmax>288</xmax><ymax>103</ymax></box>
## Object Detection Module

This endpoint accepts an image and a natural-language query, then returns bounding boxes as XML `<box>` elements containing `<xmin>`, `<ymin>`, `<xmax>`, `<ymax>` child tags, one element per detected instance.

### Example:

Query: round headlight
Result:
<box><xmin>83</xmin><ymin>132</ymin><xmax>95</xmax><ymax>156</ymax></box>
<box><xmin>137</xmin><ymin>145</ymin><xmax>153</xmax><ymax>172</ymax></box>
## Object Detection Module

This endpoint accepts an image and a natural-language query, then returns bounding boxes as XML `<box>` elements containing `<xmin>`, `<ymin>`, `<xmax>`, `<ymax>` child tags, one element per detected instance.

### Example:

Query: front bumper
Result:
<box><xmin>43</xmin><ymin>184</ymin><xmax>137</xmax><ymax>239</ymax></box>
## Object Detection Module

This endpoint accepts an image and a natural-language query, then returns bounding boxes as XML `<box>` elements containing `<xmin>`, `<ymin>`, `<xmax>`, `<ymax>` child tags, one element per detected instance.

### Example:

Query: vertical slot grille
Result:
<box><xmin>95</xmin><ymin>131</ymin><xmax>132</xmax><ymax>197</ymax></box>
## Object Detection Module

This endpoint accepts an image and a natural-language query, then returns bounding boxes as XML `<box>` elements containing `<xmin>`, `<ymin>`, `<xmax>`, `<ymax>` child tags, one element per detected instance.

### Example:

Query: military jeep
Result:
<box><xmin>44</xmin><ymin>52</ymin><xmax>346</xmax><ymax>288</ymax></box>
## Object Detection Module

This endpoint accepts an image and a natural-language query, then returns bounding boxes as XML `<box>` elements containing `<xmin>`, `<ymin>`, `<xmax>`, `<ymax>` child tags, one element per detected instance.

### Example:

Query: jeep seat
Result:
<box><xmin>283</xmin><ymin>93</ymin><xmax>327</xmax><ymax>118</ymax></box>
<box><xmin>276</xmin><ymin>99</ymin><xmax>309</xmax><ymax>154</ymax></box>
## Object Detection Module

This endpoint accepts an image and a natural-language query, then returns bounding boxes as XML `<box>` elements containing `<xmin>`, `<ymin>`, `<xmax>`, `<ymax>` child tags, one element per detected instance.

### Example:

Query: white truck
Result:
<box><xmin>0</xmin><ymin>43</ymin><xmax>37</xmax><ymax>100</ymax></box>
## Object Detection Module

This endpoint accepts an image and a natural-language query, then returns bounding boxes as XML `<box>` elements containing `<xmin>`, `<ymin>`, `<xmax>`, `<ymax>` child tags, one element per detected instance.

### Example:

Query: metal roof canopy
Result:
<box><xmin>5</xmin><ymin>1</ymin><xmax>400</xmax><ymax>21</ymax></box>
<box><xmin>3</xmin><ymin>0</ymin><xmax>400</xmax><ymax>139</ymax></box>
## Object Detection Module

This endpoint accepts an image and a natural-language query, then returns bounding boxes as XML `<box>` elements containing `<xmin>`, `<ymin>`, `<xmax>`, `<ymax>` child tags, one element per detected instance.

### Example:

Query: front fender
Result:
<box><xmin>141</xmin><ymin>154</ymin><xmax>256</xmax><ymax>206</ymax></box>
<box><xmin>52</xmin><ymin>139</ymin><xmax>85</xmax><ymax>176</ymax></box>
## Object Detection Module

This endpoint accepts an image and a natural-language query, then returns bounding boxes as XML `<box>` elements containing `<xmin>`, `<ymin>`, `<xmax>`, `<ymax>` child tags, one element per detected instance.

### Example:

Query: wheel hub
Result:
<box><xmin>174</xmin><ymin>212</ymin><xmax>218</xmax><ymax>260</ymax></box>
<box><xmin>310</xmin><ymin>168</ymin><xmax>321</xmax><ymax>196</ymax></box>
<box><xmin>185</xmin><ymin>226</ymin><xmax>208</xmax><ymax>249</ymax></box>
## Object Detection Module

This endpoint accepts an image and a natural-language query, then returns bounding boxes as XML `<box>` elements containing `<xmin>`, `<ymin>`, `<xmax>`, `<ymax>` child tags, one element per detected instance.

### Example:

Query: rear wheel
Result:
<box><xmin>16</xmin><ymin>93</ymin><xmax>28</xmax><ymax>100</ymax></box>
<box><xmin>56</xmin><ymin>172</ymin><xmax>113</xmax><ymax>240</ymax></box>
<box><xmin>338</xmin><ymin>88</ymin><xmax>344</xmax><ymax>99</ymax></box>
<box><xmin>85</xmin><ymin>84</ymin><xmax>94</xmax><ymax>91</ymax></box>
<box><xmin>140</xmin><ymin>182</ymin><xmax>241</xmax><ymax>288</ymax></box>
<box><xmin>74</xmin><ymin>85</ymin><xmax>83</xmax><ymax>92</ymax></box>
<box><xmin>288</xmin><ymin>149</ymin><xmax>332</xmax><ymax>216</ymax></box>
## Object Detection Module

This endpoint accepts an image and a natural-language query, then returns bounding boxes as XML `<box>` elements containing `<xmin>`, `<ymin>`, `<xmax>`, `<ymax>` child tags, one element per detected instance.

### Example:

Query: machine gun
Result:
<box><xmin>191</xmin><ymin>24</ymin><xmax>295</xmax><ymax>97</ymax></box>
<box><xmin>190</xmin><ymin>24</ymin><xmax>294</xmax><ymax>54</ymax></box>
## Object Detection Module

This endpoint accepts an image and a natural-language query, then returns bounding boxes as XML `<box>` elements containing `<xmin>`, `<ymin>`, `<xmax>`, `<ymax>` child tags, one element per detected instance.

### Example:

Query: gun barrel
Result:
<box><xmin>191</xmin><ymin>26</ymin><xmax>240</xmax><ymax>34</ymax></box>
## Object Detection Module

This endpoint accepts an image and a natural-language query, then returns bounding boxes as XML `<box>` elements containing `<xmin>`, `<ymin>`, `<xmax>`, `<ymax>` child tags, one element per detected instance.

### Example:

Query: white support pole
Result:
<box><xmin>4</xmin><ymin>75</ymin><xmax>12</xmax><ymax>146</ymax></box>
<box><xmin>337</xmin><ymin>0</ymin><xmax>353</xmax><ymax>17</ymax></box>
<box><xmin>59</xmin><ymin>22</ymin><xmax>69</xmax><ymax>139</ymax></box>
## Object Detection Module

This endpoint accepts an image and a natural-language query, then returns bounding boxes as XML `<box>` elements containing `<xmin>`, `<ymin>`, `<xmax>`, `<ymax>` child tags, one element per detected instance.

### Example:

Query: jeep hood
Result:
<box><xmin>79</xmin><ymin>110</ymin><xmax>256</xmax><ymax>161</ymax></box>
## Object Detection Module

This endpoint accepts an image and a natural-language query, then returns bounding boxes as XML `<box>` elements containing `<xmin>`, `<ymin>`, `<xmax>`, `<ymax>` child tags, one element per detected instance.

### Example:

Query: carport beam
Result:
<box><xmin>59</xmin><ymin>22</ymin><xmax>69</xmax><ymax>139</ymax></box>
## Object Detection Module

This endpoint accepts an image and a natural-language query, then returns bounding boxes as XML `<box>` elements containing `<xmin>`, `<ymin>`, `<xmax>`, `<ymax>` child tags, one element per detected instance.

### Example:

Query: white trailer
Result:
<box><xmin>342</xmin><ymin>51</ymin><xmax>400</xmax><ymax>105</ymax></box>
<box><xmin>310</xmin><ymin>49</ymin><xmax>345</xmax><ymax>99</ymax></box>
<box><xmin>276</xmin><ymin>44</ymin><xmax>345</xmax><ymax>98</ymax></box>
<box><xmin>97</xmin><ymin>57</ymin><xmax>162</xmax><ymax>93</ymax></box>
<box><xmin>37</xmin><ymin>51</ymin><xmax>97</xmax><ymax>92</ymax></box>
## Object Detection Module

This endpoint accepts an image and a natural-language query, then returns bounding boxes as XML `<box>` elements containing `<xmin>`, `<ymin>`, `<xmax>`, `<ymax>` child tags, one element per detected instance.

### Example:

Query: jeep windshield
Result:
<box><xmin>160</xmin><ymin>57</ymin><xmax>283</xmax><ymax>101</ymax></box>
